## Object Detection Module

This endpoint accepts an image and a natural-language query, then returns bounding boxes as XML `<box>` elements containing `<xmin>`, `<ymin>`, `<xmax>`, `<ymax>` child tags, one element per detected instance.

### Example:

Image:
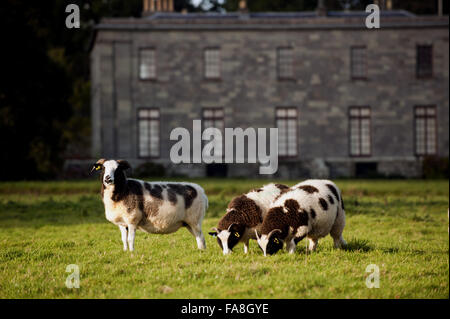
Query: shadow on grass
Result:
<box><xmin>378</xmin><ymin>246</ymin><xmax>448</xmax><ymax>255</ymax></box>
<box><xmin>345</xmin><ymin>197</ymin><xmax>447</xmax><ymax>217</ymax></box>
<box><xmin>0</xmin><ymin>196</ymin><xmax>106</xmax><ymax>228</ymax></box>
<box><xmin>380</xmin><ymin>247</ymin><xmax>400</xmax><ymax>254</ymax></box>
<box><xmin>342</xmin><ymin>238</ymin><xmax>373</xmax><ymax>252</ymax></box>
<box><xmin>291</xmin><ymin>238</ymin><xmax>373</xmax><ymax>254</ymax></box>
<box><xmin>343</xmin><ymin>243</ymin><xmax>446</xmax><ymax>255</ymax></box>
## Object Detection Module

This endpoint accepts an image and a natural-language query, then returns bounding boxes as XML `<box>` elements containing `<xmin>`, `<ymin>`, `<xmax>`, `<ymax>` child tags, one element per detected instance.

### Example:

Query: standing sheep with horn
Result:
<box><xmin>92</xmin><ymin>158</ymin><xmax>208</xmax><ymax>251</ymax></box>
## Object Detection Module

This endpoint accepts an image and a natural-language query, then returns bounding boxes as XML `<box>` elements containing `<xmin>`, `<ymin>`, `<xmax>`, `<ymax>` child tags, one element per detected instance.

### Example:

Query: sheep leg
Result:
<box><xmin>243</xmin><ymin>240</ymin><xmax>249</xmax><ymax>254</ymax></box>
<box><xmin>330</xmin><ymin>207</ymin><xmax>347</xmax><ymax>249</ymax></box>
<box><xmin>119</xmin><ymin>225</ymin><xmax>128</xmax><ymax>251</ymax></box>
<box><xmin>127</xmin><ymin>225</ymin><xmax>136</xmax><ymax>252</ymax></box>
<box><xmin>332</xmin><ymin>236</ymin><xmax>346</xmax><ymax>249</ymax></box>
<box><xmin>308</xmin><ymin>238</ymin><xmax>318</xmax><ymax>251</ymax></box>
<box><xmin>186</xmin><ymin>223</ymin><xmax>206</xmax><ymax>250</ymax></box>
<box><xmin>286</xmin><ymin>239</ymin><xmax>296</xmax><ymax>254</ymax></box>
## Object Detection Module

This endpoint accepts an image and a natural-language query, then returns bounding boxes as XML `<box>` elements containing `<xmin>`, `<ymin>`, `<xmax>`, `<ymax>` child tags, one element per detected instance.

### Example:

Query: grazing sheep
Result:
<box><xmin>256</xmin><ymin>179</ymin><xmax>346</xmax><ymax>256</ymax></box>
<box><xmin>91</xmin><ymin>158</ymin><xmax>208</xmax><ymax>251</ymax></box>
<box><xmin>208</xmin><ymin>183</ymin><xmax>289</xmax><ymax>254</ymax></box>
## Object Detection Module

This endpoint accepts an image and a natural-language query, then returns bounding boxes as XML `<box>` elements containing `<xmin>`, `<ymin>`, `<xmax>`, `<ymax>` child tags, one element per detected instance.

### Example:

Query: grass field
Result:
<box><xmin>0</xmin><ymin>179</ymin><xmax>448</xmax><ymax>299</ymax></box>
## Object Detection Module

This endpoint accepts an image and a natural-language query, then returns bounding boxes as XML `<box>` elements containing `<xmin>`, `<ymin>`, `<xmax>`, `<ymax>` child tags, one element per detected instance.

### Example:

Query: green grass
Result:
<box><xmin>0</xmin><ymin>179</ymin><xmax>448</xmax><ymax>298</ymax></box>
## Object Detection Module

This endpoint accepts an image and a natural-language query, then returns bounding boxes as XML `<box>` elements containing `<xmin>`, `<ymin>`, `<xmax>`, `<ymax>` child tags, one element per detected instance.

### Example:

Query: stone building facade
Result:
<box><xmin>90</xmin><ymin>2</ymin><xmax>449</xmax><ymax>178</ymax></box>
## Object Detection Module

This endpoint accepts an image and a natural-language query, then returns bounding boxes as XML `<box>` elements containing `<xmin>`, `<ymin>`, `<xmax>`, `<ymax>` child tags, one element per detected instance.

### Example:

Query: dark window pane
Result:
<box><xmin>277</xmin><ymin>48</ymin><xmax>294</xmax><ymax>79</ymax></box>
<box><xmin>139</xmin><ymin>49</ymin><xmax>156</xmax><ymax>79</ymax></box>
<box><xmin>351</xmin><ymin>47</ymin><xmax>367</xmax><ymax>79</ymax></box>
<box><xmin>205</xmin><ymin>48</ymin><xmax>220</xmax><ymax>79</ymax></box>
<box><xmin>415</xmin><ymin>106</ymin><xmax>437</xmax><ymax>155</ymax></box>
<box><xmin>138</xmin><ymin>108</ymin><xmax>160</xmax><ymax>157</ymax></box>
<box><xmin>276</xmin><ymin>107</ymin><xmax>297</xmax><ymax>156</ymax></box>
<box><xmin>416</xmin><ymin>45</ymin><xmax>432</xmax><ymax>78</ymax></box>
<box><xmin>349</xmin><ymin>106</ymin><xmax>371</xmax><ymax>156</ymax></box>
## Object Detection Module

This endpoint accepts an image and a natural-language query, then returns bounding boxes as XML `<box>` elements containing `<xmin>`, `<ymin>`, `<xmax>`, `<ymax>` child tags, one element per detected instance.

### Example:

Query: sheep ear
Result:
<box><xmin>227</xmin><ymin>223</ymin><xmax>238</xmax><ymax>232</ymax></box>
<box><xmin>117</xmin><ymin>160</ymin><xmax>131</xmax><ymax>170</ymax></box>
<box><xmin>254</xmin><ymin>229</ymin><xmax>260</xmax><ymax>241</ymax></box>
<box><xmin>96</xmin><ymin>158</ymin><xmax>106</xmax><ymax>165</ymax></box>
<box><xmin>209</xmin><ymin>227</ymin><xmax>219</xmax><ymax>237</ymax></box>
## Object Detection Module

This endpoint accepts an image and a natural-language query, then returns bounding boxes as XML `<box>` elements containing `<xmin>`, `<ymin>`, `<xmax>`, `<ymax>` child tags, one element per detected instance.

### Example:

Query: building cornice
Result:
<box><xmin>94</xmin><ymin>12</ymin><xmax>449</xmax><ymax>31</ymax></box>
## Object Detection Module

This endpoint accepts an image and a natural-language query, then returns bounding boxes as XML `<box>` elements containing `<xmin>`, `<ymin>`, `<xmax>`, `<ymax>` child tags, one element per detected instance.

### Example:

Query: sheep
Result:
<box><xmin>256</xmin><ymin>179</ymin><xmax>346</xmax><ymax>256</ymax></box>
<box><xmin>208</xmin><ymin>183</ymin><xmax>290</xmax><ymax>254</ymax></box>
<box><xmin>91</xmin><ymin>158</ymin><xmax>208</xmax><ymax>251</ymax></box>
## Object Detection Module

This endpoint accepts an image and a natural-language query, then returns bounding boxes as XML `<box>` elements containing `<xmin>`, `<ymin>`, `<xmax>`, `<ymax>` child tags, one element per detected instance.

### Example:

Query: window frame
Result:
<box><xmin>414</xmin><ymin>105</ymin><xmax>437</xmax><ymax>156</ymax></box>
<box><xmin>350</xmin><ymin>46</ymin><xmax>367</xmax><ymax>81</ymax></box>
<box><xmin>348</xmin><ymin>106</ymin><xmax>372</xmax><ymax>157</ymax></box>
<box><xmin>275</xmin><ymin>106</ymin><xmax>299</xmax><ymax>158</ymax></box>
<box><xmin>277</xmin><ymin>47</ymin><xmax>295</xmax><ymax>81</ymax></box>
<box><xmin>202</xmin><ymin>107</ymin><xmax>225</xmax><ymax>133</ymax></box>
<box><xmin>204</xmin><ymin>47</ymin><xmax>221</xmax><ymax>81</ymax></box>
<box><xmin>137</xmin><ymin>107</ymin><xmax>161</xmax><ymax>159</ymax></box>
<box><xmin>416</xmin><ymin>44</ymin><xmax>433</xmax><ymax>79</ymax></box>
<box><xmin>138</xmin><ymin>47</ymin><xmax>157</xmax><ymax>81</ymax></box>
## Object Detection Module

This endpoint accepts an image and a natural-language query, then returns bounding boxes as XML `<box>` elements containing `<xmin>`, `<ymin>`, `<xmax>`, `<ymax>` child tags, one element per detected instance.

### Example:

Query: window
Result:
<box><xmin>204</xmin><ymin>48</ymin><xmax>220</xmax><ymax>79</ymax></box>
<box><xmin>138</xmin><ymin>108</ymin><xmax>160</xmax><ymax>158</ymax></box>
<box><xmin>349</xmin><ymin>106</ymin><xmax>371</xmax><ymax>156</ymax></box>
<box><xmin>202</xmin><ymin>108</ymin><xmax>224</xmax><ymax>158</ymax></box>
<box><xmin>277</xmin><ymin>47</ymin><xmax>294</xmax><ymax>79</ymax></box>
<box><xmin>350</xmin><ymin>46</ymin><xmax>367</xmax><ymax>79</ymax></box>
<box><xmin>202</xmin><ymin>108</ymin><xmax>224</xmax><ymax>131</ymax></box>
<box><xmin>416</xmin><ymin>45</ymin><xmax>433</xmax><ymax>78</ymax></box>
<box><xmin>276</xmin><ymin>107</ymin><xmax>298</xmax><ymax>157</ymax></box>
<box><xmin>139</xmin><ymin>48</ymin><xmax>156</xmax><ymax>80</ymax></box>
<box><xmin>414</xmin><ymin>106</ymin><xmax>437</xmax><ymax>155</ymax></box>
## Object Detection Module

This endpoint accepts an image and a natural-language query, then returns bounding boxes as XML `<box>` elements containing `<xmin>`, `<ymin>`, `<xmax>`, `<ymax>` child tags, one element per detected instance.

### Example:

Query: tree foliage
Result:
<box><xmin>0</xmin><ymin>1</ymin><xmax>72</xmax><ymax>179</ymax></box>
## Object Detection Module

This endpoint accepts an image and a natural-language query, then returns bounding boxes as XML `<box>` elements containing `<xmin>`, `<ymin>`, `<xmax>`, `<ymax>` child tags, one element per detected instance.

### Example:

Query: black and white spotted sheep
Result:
<box><xmin>208</xmin><ymin>183</ymin><xmax>290</xmax><ymax>255</ymax></box>
<box><xmin>91</xmin><ymin>159</ymin><xmax>208</xmax><ymax>251</ymax></box>
<box><xmin>256</xmin><ymin>179</ymin><xmax>346</xmax><ymax>256</ymax></box>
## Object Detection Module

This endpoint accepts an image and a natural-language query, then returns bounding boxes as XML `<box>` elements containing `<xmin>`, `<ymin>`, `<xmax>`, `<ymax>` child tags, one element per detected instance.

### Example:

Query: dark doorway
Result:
<box><xmin>206</xmin><ymin>164</ymin><xmax>228</xmax><ymax>177</ymax></box>
<box><xmin>355</xmin><ymin>162</ymin><xmax>378</xmax><ymax>178</ymax></box>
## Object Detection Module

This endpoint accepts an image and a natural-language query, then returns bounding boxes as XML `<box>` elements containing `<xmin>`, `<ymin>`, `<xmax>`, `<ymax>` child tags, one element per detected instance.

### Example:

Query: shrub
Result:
<box><xmin>133</xmin><ymin>162</ymin><xmax>166</xmax><ymax>178</ymax></box>
<box><xmin>422</xmin><ymin>156</ymin><xmax>449</xmax><ymax>179</ymax></box>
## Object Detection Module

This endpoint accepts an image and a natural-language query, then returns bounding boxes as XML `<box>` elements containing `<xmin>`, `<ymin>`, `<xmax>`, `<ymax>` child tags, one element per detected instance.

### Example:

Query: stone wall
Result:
<box><xmin>90</xmin><ymin>20</ymin><xmax>449</xmax><ymax>178</ymax></box>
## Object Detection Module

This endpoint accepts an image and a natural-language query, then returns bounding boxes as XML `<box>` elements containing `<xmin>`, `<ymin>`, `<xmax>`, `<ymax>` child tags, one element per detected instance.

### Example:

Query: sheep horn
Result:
<box><xmin>268</xmin><ymin>229</ymin><xmax>282</xmax><ymax>238</ymax></box>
